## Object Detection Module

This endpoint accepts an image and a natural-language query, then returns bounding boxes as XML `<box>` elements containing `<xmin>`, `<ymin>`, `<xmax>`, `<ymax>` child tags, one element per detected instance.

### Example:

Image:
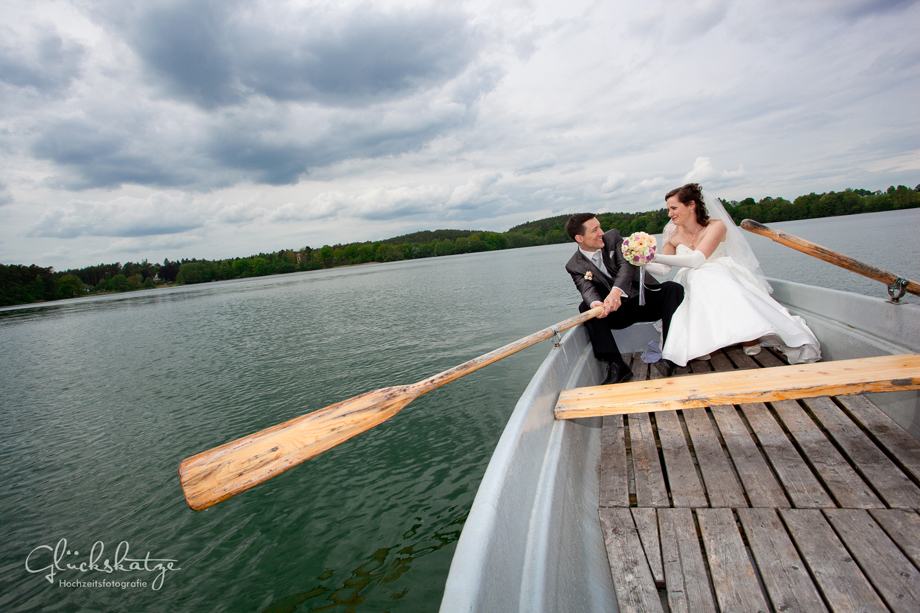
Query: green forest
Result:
<box><xmin>2</xmin><ymin>184</ymin><xmax>918</xmax><ymax>307</ymax></box>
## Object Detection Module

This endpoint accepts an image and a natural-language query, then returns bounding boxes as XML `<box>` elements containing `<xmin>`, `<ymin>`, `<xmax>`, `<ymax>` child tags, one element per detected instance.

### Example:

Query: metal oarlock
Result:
<box><xmin>888</xmin><ymin>277</ymin><xmax>908</xmax><ymax>302</ymax></box>
<box><xmin>551</xmin><ymin>325</ymin><xmax>562</xmax><ymax>347</ymax></box>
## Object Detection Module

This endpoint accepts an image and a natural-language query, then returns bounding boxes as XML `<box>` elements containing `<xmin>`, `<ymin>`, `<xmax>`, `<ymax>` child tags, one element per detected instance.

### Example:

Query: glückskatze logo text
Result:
<box><xmin>25</xmin><ymin>539</ymin><xmax>180</xmax><ymax>590</ymax></box>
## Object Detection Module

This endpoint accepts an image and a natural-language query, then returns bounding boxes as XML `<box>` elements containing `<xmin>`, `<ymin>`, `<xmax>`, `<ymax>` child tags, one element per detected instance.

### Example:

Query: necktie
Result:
<box><xmin>593</xmin><ymin>252</ymin><xmax>609</xmax><ymax>278</ymax></box>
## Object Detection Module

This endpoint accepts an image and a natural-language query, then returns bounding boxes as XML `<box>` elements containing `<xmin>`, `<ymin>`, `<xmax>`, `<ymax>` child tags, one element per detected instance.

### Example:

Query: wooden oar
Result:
<box><xmin>740</xmin><ymin>219</ymin><xmax>920</xmax><ymax>299</ymax></box>
<box><xmin>179</xmin><ymin>306</ymin><xmax>603</xmax><ymax>511</ymax></box>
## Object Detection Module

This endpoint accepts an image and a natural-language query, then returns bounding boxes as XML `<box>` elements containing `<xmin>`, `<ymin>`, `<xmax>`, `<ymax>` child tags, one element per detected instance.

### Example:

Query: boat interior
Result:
<box><xmin>441</xmin><ymin>278</ymin><xmax>920</xmax><ymax>613</ymax></box>
<box><xmin>600</xmin><ymin>343</ymin><xmax>920</xmax><ymax>612</ymax></box>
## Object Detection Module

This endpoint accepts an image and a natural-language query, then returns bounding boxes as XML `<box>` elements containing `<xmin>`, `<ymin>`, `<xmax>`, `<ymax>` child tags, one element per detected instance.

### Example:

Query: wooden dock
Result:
<box><xmin>598</xmin><ymin>345</ymin><xmax>920</xmax><ymax>612</ymax></box>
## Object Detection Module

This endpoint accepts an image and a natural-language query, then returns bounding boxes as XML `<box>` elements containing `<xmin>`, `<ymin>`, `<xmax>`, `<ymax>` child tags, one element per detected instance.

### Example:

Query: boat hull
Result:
<box><xmin>440</xmin><ymin>280</ymin><xmax>920</xmax><ymax>612</ymax></box>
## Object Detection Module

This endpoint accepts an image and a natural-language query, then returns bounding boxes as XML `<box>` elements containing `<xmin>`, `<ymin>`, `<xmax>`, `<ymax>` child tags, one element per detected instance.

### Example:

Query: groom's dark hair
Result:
<box><xmin>565</xmin><ymin>213</ymin><xmax>596</xmax><ymax>240</ymax></box>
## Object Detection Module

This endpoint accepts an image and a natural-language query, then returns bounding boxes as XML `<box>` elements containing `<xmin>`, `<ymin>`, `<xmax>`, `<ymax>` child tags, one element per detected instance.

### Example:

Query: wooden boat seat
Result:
<box><xmin>555</xmin><ymin>353</ymin><xmax>920</xmax><ymax>419</ymax></box>
<box><xmin>592</xmin><ymin>346</ymin><xmax>920</xmax><ymax>612</ymax></box>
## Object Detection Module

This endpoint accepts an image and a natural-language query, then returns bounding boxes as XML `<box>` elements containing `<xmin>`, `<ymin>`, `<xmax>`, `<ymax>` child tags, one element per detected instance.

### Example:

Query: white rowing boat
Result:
<box><xmin>440</xmin><ymin>278</ymin><xmax>920</xmax><ymax>612</ymax></box>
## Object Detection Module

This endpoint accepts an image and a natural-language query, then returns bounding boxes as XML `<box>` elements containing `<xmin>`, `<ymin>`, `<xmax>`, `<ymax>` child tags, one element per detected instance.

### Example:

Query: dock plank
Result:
<box><xmin>870</xmin><ymin>509</ymin><xmax>920</xmax><ymax>569</ymax></box>
<box><xmin>697</xmin><ymin>508</ymin><xmax>770</xmax><ymax>612</ymax></box>
<box><xmin>631</xmin><ymin>508</ymin><xmax>664</xmax><ymax>588</ymax></box>
<box><xmin>658</xmin><ymin>508</ymin><xmax>717</xmax><ymax>613</ymax></box>
<box><xmin>710</xmin><ymin>404</ymin><xmax>790</xmax><ymax>508</ymax></box>
<box><xmin>649</xmin><ymin>363</ymin><xmax>707</xmax><ymax>507</ymax></box>
<box><xmin>737</xmin><ymin>508</ymin><xmax>828</xmax><ymax>612</ymax></box>
<box><xmin>741</xmin><ymin>401</ymin><xmax>835</xmax><ymax>508</ymax></box>
<box><xmin>781</xmin><ymin>508</ymin><xmax>888</xmax><ymax>612</ymax></box>
<box><xmin>693</xmin><ymin>356</ymin><xmax>779</xmax><ymax>507</ymax></box>
<box><xmin>655</xmin><ymin>410</ymin><xmax>707</xmax><ymax>507</ymax></box>
<box><xmin>598</xmin><ymin>507</ymin><xmax>664</xmax><ymax>613</ymax></box>
<box><xmin>824</xmin><ymin>508</ymin><xmax>920</xmax><ymax>613</ymax></box>
<box><xmin>770</xmin><ymin>398</ymin><xmax>882</xmax><ymax>508</ymax></box>
<box><xmin>803</xmin><ymin>396</ymin><xmax>920</xmax><ymax>509</ymax></box>
<box><xmin>683</xmin><ymin>408</ymin><xmax>748</xmax><ymax>508</ymax></box>
<box><xmin>599</xmin><ymin>415</ymin><xmax>629</xmax><ymax>507</ymax></box>
<box><xmin>630</xmin><ymin>412</ymin><xmax>669</xmax><ymax>508</ymax></box>
<box><xmin>837</xmin><ymin>393</ymin><xmax>920</xmax><ymax>484</ymax></box>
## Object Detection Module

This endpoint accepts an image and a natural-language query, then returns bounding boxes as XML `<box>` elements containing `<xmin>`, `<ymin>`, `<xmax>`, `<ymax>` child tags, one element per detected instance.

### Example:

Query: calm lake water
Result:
<box><xmin>1</xmin><ymin>208</ymin><xmax>917</xmax><ymax>612</ymax></box>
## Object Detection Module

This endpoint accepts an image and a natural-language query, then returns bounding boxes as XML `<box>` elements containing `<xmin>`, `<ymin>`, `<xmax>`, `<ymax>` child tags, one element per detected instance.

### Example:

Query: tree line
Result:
<box><xmin>2</xmin><ymin>184</ymin><xmax>917</xmax><ymax>307</ymax></box>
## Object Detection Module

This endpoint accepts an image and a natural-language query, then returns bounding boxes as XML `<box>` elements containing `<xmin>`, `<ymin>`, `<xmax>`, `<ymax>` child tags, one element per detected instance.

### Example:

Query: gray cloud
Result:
<box><xmin>0</xmin><ymin>27</ymin><xmax>84</xmax><ymax>96</ymax></box>
<box><xmin>31</xmin><ymin>119</ymin><xmax>196</xmax><ymax>189</ymax></box>
<box><xmin>15</xmin><ymin>1</ymin><xmax>494</xmax><ymax>191</ymax></box>
<box><xmin>123</xmin><ymin>1</ymin><xmax>479</xmax><ymax>109</ymax></box>
<box><xmin>0</xmin><ymin>181</ymin><xmax>12</xmax><ymax>206</ymax></box>
<box><xmin>833</xmin><ymin>0</ymin><xmax>917</xmax><ymax>20</ymax></box>
<box><xmin>2</xmin><ymin>0</ymin><xmax>918</xmax><ymax>270</ymax></box>
<box><xmin>28</xmin><ymin>194</ymin><xmax>207</xmax><ymax>238</ymax></box>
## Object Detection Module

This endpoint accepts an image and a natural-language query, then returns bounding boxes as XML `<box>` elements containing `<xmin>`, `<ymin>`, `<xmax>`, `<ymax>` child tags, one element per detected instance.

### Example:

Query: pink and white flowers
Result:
<box><xmin>621</xmin><ymin>232</ymin><xmax>657</xmax><ymax>265</ymax></box>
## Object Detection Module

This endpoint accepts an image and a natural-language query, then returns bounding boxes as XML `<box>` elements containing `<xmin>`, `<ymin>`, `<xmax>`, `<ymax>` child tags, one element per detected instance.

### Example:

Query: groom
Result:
<box><xmin>565</xmin><ymin>213</ymin><xmax>684</xmax><ymax>384</ymax></box>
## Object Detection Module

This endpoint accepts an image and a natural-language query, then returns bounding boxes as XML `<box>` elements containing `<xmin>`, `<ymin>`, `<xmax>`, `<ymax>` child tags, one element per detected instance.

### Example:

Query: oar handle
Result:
<box><xmin>740</xmin><ymin>219</ymin><xmax>920</xmax><ymax>299</ymax></box>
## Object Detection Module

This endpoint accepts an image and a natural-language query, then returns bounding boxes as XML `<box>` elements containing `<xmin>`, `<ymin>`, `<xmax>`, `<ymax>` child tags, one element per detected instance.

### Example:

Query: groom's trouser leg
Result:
<box><xmin>579</xmin><ymin>302</ymin><xmax>628</xmax><ymax>366</ymax></box>
<box><xmin>651</xmin><ymin>281</ymin><xmax>684</xmax><ymax>343</ymax></box>
<box><xmin>580</xmin><ymin>282</ymin><xmax>684</xmax><ymax>365</ymax></box>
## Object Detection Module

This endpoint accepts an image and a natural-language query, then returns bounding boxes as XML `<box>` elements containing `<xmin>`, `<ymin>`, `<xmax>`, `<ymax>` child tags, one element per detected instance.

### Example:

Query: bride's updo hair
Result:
<box><xmin>666</xmin><ymin>183</ymin><xmax>711</xmax><ymax>226</ymax></box>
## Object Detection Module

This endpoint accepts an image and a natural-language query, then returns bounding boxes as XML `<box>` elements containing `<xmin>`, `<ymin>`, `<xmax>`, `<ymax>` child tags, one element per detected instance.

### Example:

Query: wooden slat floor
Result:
<box><xmin>598</xmin><ymin>345</ymin><xmax>920</xmax><ymax>613</ymax></box>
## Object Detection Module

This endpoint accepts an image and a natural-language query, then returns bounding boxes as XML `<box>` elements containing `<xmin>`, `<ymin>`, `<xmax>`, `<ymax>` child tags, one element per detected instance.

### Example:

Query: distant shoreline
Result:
<box><xmin>2</xmin><ymin>191</ymin><xmax>918</xmax><ymax>308</ymax></box>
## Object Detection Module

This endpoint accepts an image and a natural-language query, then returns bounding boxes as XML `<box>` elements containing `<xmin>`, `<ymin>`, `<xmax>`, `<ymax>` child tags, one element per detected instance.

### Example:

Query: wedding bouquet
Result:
<box><xmin>620</xmin><ymin>232</ymin><xmax>657</xmax><ymax>265</ymax></box>
<box><xmin>620</xmin><ymin>232</ymin><xmax>657</xmax><ymax>305</ymax></box>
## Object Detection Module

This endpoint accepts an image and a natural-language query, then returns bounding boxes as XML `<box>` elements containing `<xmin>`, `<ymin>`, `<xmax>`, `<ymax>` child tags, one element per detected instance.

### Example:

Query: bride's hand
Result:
<box><xmin>644</xmin><ymin>261</ymin><xmax>671</xmax><ymax>276</ymax></box>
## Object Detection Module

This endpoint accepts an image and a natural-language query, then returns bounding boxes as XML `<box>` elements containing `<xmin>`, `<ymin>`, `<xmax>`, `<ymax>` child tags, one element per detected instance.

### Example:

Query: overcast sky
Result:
<box><xmin>1</xmin><ymin>0</ymin><xmax>918</xmax><ymax>270</ymax></box>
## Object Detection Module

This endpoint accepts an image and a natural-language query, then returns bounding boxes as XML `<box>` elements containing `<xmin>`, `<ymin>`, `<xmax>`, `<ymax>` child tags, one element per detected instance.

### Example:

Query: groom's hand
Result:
<box><xmin>591</xmin><ymin>300</ymin><xmax>609</xmax><ymax>318</ymax></box>
<box><xmin>604</xmin><ymin>288</ymin><xmax>623</xmax><ymax>313</ymax></box>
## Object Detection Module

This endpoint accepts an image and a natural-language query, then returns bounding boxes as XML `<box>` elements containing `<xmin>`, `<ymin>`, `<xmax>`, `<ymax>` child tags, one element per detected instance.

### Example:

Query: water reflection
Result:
<box><xmin>261</xmin><ymin>513</ymin><xmax>466</xmax><ymax>613</ymax></box>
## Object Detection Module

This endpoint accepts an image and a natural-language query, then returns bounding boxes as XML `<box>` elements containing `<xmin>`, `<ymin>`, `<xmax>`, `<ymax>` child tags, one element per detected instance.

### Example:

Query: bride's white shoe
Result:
<box><xmin>743</xmin><ymin>344</ymin><xmax>762</xmax><ymax>356</ymax></box>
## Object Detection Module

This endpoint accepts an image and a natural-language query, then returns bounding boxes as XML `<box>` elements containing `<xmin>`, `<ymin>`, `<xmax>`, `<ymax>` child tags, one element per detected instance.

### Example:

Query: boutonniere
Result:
<box><xmin>584</xmin><ymin>271</ymin><xmax>593</xmax><ymax>281</ymax></box>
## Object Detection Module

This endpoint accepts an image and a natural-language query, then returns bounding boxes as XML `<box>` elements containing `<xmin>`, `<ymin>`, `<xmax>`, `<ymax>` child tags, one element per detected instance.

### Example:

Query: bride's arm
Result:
<box><xmin>694</xmin><ymin>220</ymin><xmax>727</xmax><ymax>259</ymax></box>
<box><xmin>653</xmin><ymin>220</ymin><xmax>727</xmax><ymax>268</ymax></box>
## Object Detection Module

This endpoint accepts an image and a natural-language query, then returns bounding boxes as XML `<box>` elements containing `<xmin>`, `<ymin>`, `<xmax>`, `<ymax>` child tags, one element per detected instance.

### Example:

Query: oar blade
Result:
<box><xmin>179</xmin><ymin>385</ymin><xmax>418</xmax><ymax>511</ymax></box>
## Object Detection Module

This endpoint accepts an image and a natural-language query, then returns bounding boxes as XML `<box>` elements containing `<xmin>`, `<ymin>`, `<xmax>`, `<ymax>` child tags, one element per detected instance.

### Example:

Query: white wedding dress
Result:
<box><xmin>661</xmin><ymin>242</ymin><xmax>821</xmax><ymax>367</ymax></box>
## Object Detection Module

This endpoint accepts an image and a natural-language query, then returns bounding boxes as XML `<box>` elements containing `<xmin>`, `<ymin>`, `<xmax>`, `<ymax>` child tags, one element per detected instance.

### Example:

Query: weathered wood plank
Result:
<box><xmin>736</xmin><ymin>508</ymin><xmax>829</xmax><ymax>612</ymax></box>
<box><xmin>803</xmin><ymin>396</ymin><xmax>920</xmax><ymax>509</ymax></box>
<box><xmin>710</xmin><ymin>404</ymin><xmax>789</xmax><ymax>508</ymax></box>
<box><xmin>554</xmin><ymin>354</ymin><xmax>920</xmax><ymax>419</ymax></box>
<box><xmin>707</xmin><ymin>349</ymin><xmax>737</xmax><ymax>374</ymax></box>
<box><xmin>747</xmin><ymin>346</ymin><xmax>788</xmax><ymax>369</ymax></box>
<box><xmin>654</xmin><ymin>410</ymin><xmax>707</xmax><ymax>507</ymax></box>
<box><xmin>658</xmin><ymin>508</ymin><xmax>717</xmax><ymax>613</ymax></box>
<box><xmin>685</xmin><ymin>353</ymin><xmax>784</xmax><ymax>508</ymax></box>
<box><xmin>648</xmin><ymin>358</ymin><xmax>707</xmax><ymax>507</ymax></box>
<box><xmin>869</xmin><ymin>509</ymin><xmax>920</xmax><ymax>570</ymax></box>
<box><xmin>741</xmin><ymin>401</ymin><xmax>835</xmax><ymax>508</ymax></box>
<box><xmin>824</xmin><ymin>508</ymin><xmax>920</xmax><ymax>613</ymax></box>
<box><xmin>696</xmin><ymin>508</ymin><xmax>770</xmax><ymax>612</ymax></box>
<box><xmin>630</xmin><ymin>412</ymin><xmax>669</xmax><ymax>508</ymax></box>
<box><xmin>683</xmin><ymin>408</ymin><xmax>748</xmax><ymax>508</ymax></box>
<box><xmin>771</xmin><ymin>398</ymin><xmax>882</xmax><ymax>508</ymax></box>
<box><xmin>837</xmin><ymin>393</ymin><xmax>920</xmax><ymax>484</ymax></box>
<box><xmin>631</xmin><ymin>507</ymin><xmax>664</xmax><ymax>588</ymax></box>
<box><xmin>725</xmin><ymin>344</ymin><xmax>767</xmax><ymax>371</ymax></box>
<box><xmin>781</xmin><ymin>508</ymin><xmax>888</xmax><ymax>612</ymax></box>
<box><xmin>599</xmin><ymin>415</ymin><xmax>629</xmax><ymax>507</ymax></box>
<box><xmin>598</xmin><ymin>507</ymin><xmax>664</xmax><ymax>613</ymax></box>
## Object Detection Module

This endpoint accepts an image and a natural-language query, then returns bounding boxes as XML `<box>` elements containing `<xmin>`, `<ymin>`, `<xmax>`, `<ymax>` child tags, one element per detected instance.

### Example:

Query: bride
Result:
<box><xmin>650</xmin><ymin>183</ymin><xmax>821</xmax><ymax>368</ymax></box>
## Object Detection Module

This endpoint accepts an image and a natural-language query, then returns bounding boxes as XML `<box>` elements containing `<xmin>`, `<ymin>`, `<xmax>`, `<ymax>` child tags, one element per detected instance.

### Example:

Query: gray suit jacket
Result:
<box><xmin>565</xmin><ymin>229</ymin><xmax>660</xmax><ymax>308</ymax></box>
